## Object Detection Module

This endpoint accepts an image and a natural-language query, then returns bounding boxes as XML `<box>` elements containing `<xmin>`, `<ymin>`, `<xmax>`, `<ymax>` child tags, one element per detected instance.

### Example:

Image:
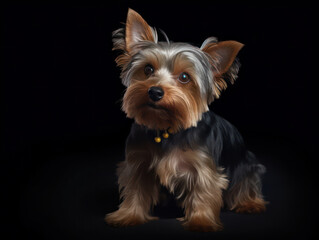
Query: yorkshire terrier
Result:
<box><xmin>105</xmin><ymin>9</ymin><xmax>266</xmax><ymax>232</ymax></box>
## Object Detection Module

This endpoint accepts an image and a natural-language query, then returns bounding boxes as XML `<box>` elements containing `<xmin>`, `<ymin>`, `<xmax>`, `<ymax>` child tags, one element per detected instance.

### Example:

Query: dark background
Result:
<box><xmin>2</xmin><ymin>1</ymin><xmax>317</xmax><ymax>239</ymax></box>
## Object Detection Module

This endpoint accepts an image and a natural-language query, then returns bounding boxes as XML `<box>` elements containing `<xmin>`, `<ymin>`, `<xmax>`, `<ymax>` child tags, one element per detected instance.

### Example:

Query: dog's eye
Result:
<box><xmin>144</xmin><ymin>64</ymin><xmax>154</xmax><ymax>77</ymax></box>
<box><xmin>178</xmin><ymin>72</ymin><xmax>191</xmax><ymax>84</ymax></box>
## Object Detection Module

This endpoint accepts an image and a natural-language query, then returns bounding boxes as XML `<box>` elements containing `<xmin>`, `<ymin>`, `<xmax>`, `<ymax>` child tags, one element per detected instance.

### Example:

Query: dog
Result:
<box><xmin>105</xmin><ymin>8</ymin><xmax>266</xmax><ymax>232</ymax></box>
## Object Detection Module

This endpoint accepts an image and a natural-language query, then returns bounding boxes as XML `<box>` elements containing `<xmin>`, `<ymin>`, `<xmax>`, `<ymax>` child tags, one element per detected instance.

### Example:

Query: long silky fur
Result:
<box><xmin>107</xmin><ymin>9</ymin><xmax>266</xmax><ymax>232</ymax></box>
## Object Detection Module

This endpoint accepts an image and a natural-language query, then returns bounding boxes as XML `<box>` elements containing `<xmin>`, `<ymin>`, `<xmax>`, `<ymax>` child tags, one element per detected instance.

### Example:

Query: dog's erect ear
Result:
<box><xmin>201</xmin><ymin>39</ymin><xmax>244</xmax><ymax>99</ymax></box>
<box><xmin>201</xmin><ymin>40</ymin><xmax>243</xmax><ymax>76</ymax></box>
<box><xmin>125</xmin><ymin>8</ymin><xmax>157</xmax><ymax>53</ymax></box>
<box><xmin>112</xmin><ymin>9</ymin><xmax>157</xmax><ymax>68</ymax></box>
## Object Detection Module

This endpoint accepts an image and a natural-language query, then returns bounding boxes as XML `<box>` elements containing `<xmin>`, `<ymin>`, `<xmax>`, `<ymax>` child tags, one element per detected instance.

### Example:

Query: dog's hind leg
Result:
<box><xmin>224</xmin><ymin>152</ymin><xmax>267</xmax><ymax>213</ymax></box>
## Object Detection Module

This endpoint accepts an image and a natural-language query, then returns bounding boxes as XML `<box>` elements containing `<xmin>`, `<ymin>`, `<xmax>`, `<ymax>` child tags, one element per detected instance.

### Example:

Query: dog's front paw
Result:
<box><xmin>182</xmin><ymin>216</ymin><xmax>223</xmax><ymax>232</ymax></box>
<box><xmin>105</xmin><ymin>209</ymin><xmax>157</xmax><ymax>227</ymax></box>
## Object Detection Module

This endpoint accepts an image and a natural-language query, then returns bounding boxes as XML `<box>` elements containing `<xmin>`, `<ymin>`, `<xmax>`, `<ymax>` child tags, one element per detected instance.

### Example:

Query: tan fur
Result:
<box><xmin>112</xmin><ymin>9</ymin><xmax>157</xmax><ymax>69</ymax></box>
<box><xmin>156</xmin><ymin>149</ymin><xmax>228</xmax><ymax>231</ymax></box>
<box><xmin>234</xmin><ymin>197</ymin><xmax>266</xmax><ymax>214</ymax></box>
<box><xmin>202</xmin><ymin>41</ymin><xmax>244</xmax><ymax>99</ymax></box>
<box><xmin>224</xmin><ymin>175</ymin><xmax>267</xmax><ymax>213</ymax></box>
<box><xmin>122</xmin><ymin>77</ymin><xmax>207</xmax><ymax>133</ymax></box>
<box><xmin>121</xmin><ymin>53</ymin><xmax>208</xmax><ymax>132</ymax></box>
<box><xmin>106</xmin><ymin>147</ymin><xmax>229</xmax><ymax>232</ymax></box>
<box><xmin>125</xmin><ymin>9</ymin><xmax>156</xmax><ymax>53</ymax></box>
<box><xmin>105</xmin><ymin>150</ymin><xmax>160</xmax><ymax>226</ymax></box>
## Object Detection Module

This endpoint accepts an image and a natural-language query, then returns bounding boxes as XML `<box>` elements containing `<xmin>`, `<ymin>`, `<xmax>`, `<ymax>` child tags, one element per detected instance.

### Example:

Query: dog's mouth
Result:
<box><xmin>146</xmin><ymin>102</ymin><xmax>166</xmax><ymax>110</ymax></box>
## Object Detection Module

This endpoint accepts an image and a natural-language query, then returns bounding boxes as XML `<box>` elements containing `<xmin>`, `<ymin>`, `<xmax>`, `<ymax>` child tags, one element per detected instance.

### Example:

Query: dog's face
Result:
<box><xmin>113</xmin><ymin>9</ymin><xmax>243</xmax><ymax>132</ymax></box>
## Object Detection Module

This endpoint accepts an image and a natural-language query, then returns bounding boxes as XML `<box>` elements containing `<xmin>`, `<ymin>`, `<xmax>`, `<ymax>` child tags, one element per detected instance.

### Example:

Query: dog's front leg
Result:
<box><xmin>105</xmin><ymin>150</ymin><xmax>159</xmax><ymax>226</ymax></box>
<box><xmin>157</xmin><ymin>148</ymin><xmax>228</xmax><ymax>232</ymax></box>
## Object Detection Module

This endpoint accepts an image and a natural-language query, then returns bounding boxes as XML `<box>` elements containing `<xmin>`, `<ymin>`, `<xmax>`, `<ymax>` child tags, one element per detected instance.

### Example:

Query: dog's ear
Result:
<box><xmin>125</xmin><ymin>8</ymin><xmax>157</xmax><ymax>52</ymax></box>
<box><xmin>201</xmin><ymin>40</ymin><xmax>243</xmax><ymax>75</ymax></box>
<box><xmin>201</xmin><ymin>39</ymin><xmax>244</xmax><ymax>99</ymax></box>
<box><xmin>112</xmin><ymin>9</ymin><xmax>157</xmax><ymax>68</ymax></box>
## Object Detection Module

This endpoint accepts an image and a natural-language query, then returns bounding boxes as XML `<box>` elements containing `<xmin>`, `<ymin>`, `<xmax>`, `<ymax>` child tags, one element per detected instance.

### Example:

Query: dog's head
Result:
<box><xmin>113</xmin><ymin>9</ymin><xmax>243</xmax><ymax>132</ymax></box>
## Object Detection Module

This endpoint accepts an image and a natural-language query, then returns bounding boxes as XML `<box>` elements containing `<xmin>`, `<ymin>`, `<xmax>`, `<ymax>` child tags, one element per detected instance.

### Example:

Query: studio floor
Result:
<box><xmin>17</xmin><ymin>135</ymin><xmax>314</xmax><ymax>240</ymax></box>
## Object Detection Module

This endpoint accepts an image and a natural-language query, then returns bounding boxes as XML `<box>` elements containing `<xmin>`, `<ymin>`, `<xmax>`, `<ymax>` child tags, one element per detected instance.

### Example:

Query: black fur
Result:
<box><xmin>126</xmin><ymin>110</ymin><xmax>265</xmax><ymax>206</ymax></box>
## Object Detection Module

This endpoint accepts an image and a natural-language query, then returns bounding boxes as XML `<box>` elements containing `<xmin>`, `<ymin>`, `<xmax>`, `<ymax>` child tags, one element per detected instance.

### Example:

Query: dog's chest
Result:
<box><xmin>151</xmin><ymin>148</ymin><xmax>214</xmax><ymax>188</ymax></box>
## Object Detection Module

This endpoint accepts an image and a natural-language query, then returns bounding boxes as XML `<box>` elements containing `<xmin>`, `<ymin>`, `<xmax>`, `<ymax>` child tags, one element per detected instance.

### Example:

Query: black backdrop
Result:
<box><xmin>2</xmin><ymin>1</ymin><xmax>317</xmax><ymax>240</ymax></box>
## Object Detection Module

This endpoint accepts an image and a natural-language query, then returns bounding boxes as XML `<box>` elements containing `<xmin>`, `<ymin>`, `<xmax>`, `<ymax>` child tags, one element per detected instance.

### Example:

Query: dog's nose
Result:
<box><xmin>148</xmin><ymin>86</ymin><xmax>164</xmax><ymax>102</ymax></box>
